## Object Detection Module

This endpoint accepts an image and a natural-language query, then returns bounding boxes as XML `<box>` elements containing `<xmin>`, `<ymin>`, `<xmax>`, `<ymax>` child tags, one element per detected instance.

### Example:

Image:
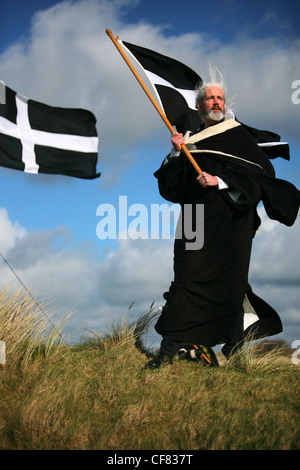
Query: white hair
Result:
<box><xmin>195</xmin><ymin>60</ymin><xmax>235</xmax><ymax>120</ymax></box>
<box><xmin>195</xmin><ymin>60</ymin><xmax>227</xmax><ymax>106</ymax></box>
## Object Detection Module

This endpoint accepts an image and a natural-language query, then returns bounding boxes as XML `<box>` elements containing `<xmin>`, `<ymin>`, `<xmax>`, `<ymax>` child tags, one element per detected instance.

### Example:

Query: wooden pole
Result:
<box><xmin>106</xmin><ymin>29</ymin><xmax>202</xmax><ymax>175</ymax></box>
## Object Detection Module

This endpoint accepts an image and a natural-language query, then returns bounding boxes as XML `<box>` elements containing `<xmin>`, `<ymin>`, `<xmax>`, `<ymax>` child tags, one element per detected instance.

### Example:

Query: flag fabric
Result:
<box><xmin>0</xmin><ymin>85</ymin><xmax>100</xmax><ymax>179</ymax></box>
<box><xmin>120</xmin><ymin>41</ymin><xmax>290</xmax><ymax>160</ymax></box>
<box><xmin>237</xmin><ymin>120</ymin><xmax>290</xmax><ymax>160</ymax></box>
<box><xmin>120</xmin><ymin>40</ymin><xmax>203</xmax><ymax>135</ymax></box>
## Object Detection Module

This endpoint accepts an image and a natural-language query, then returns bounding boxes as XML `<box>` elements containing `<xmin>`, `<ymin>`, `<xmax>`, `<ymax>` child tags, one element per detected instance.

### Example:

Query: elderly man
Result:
<box><xmin>145</xmin><ymin>80</ymin><xmax>299</xmax><ymax>370</ymax></box>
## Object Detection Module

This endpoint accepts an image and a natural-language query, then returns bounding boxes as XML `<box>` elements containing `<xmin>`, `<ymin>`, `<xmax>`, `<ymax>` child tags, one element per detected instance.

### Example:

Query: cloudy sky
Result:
<box><xmin>0</xmin><ymin>0</ymin><xmax>299</xmax><ymax>349</ymax></box>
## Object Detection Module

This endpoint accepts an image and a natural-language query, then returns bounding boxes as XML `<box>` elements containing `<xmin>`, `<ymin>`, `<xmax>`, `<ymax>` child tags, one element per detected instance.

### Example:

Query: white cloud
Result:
<box><xmin>213</xmin><ymin>38</ymin><xmax>300</xmax><ymax>139</ymax></box>
<box><xmin>250</xmin><ymin>206</ymin><xmax>300</xmax><ymax>283</ymax></box>
<box><xmin>96</xmin><ymin>237</ymin><xmax>173</xmax><ymax>306</ymax></box>
<box><xmin>0</xmin><ymin>208</ymin><xmax>27</xmax><ymax>253</ymax></box>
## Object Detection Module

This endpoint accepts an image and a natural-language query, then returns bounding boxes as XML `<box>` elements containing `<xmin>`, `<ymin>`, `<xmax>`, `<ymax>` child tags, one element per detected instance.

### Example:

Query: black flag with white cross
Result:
<box><xmin>0</xmin><ymin>84</ymin><xmax>100</xmax><ymax>179</ymax></box>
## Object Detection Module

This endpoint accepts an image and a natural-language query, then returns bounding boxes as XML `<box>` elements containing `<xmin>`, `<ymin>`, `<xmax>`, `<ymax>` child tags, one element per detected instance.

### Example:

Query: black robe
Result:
<box><xmin>154</xmin><ymin>120</ymin><xmax>300</xmax><ymax>346</ymax></box>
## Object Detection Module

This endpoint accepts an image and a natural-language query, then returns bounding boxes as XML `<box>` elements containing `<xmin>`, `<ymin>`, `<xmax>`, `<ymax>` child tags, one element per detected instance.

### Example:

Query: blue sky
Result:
<box><xmin>1</xmin><ymin>0</ymin><xmax>297</xmax><ymax>48</ymax></box>
<box><xmin>0</xmin><ymin>0</ymin><xmax>299</xmax><ymax>349</ymax></box>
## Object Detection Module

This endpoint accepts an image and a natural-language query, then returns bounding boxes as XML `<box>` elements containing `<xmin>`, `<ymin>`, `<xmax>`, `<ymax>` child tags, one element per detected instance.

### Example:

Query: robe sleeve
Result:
<box><xmin>154</xmin><ymin>153</ymin><xmax>187</xmax><ymax>203</ymax></box>
<box><xmin>257</xmin><ymin>174</ymin><xmax>300</xmax><ymax>226</ymax></box>
<box><xmin>218</xmin><ymin>166</ymin><xmax>300</xmax><ymax>226</ymax></box>
<box><xmin>217</xmin><ymin>166</ymin><xmax>263</xmax><ymax>211</ymax></box>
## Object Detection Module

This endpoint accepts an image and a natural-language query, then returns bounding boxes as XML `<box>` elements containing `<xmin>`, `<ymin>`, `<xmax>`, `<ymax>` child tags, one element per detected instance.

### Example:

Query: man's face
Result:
<box><xmin>198</xmin><ymin>86</ymin><xmax>225</xmax><ymax>122</ymax></box>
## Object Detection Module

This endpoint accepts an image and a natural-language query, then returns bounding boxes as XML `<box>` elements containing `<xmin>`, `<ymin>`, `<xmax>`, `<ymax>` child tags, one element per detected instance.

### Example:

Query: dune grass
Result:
<box><xmin>0</xmin><ymin>288</ymin><xmax>299</xmax><ymax>450</ymax></box>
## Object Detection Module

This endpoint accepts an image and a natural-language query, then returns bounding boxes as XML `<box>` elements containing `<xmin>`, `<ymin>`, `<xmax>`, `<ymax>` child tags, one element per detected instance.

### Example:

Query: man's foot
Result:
<box><xmin>177</xmin><ymin>344</ymin><xmax>219</xmax><ymax>367</ymax></box>
<box><xmin>145</xmin><ymin>352</ymin><xmax>173</xmax><ymax>370</ymax></box>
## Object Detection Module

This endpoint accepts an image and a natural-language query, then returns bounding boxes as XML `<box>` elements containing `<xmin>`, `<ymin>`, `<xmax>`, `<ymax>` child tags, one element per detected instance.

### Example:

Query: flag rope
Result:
<box><xmin>106</xmin><ymin>29</ymin><xmax>202</xmax><ymax>175</ymax></box>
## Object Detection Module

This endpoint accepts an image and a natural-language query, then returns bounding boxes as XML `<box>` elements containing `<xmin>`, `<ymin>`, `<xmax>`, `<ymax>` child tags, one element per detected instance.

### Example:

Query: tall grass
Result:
<box><xmin>0</xmin><ymin>287</ymin><xmax>299</xmax><ymax>450</ymax></box>
<box><xmin>223</xmin><ymin>334</ymin><xmax>294</xmax><ymax>373</ymax></box>
<box><xmin>0</xmin><ymin>287</ymin><xmax>69</xmax><ymax>366</ymax></box>
<box><xmin>82</xmin><ymin>301</ymin><xmax>159</xmax><ymax>356</ymax></box>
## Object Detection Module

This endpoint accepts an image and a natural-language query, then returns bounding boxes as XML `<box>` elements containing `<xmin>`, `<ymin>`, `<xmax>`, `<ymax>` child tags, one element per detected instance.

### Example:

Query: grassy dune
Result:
<box><xmin>0</xmin><ymin>288</ymin><xmax>299</xmax><ymax>450</ymax></box>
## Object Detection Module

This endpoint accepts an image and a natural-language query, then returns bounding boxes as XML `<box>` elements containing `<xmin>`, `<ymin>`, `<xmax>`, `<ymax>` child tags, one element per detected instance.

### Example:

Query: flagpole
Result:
<box><xmin>106</xmin><ymin>29</ymin><xmax>202</xmax><ymax>175</ymax></box>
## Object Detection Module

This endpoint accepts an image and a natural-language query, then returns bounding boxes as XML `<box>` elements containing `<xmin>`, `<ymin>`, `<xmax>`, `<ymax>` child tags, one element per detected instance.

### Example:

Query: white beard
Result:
<box><xmin>207</xmin><ymin>110</ymin><xmax>224</xmax><ymax>121</ymax></box>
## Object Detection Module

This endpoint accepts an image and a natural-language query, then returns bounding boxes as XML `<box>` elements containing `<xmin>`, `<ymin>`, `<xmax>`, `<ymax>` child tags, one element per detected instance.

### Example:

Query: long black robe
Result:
<box><xmin>154</xmin><ymin>120</ymin><xmax>299</xmax><ymax>346</ymax></box>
